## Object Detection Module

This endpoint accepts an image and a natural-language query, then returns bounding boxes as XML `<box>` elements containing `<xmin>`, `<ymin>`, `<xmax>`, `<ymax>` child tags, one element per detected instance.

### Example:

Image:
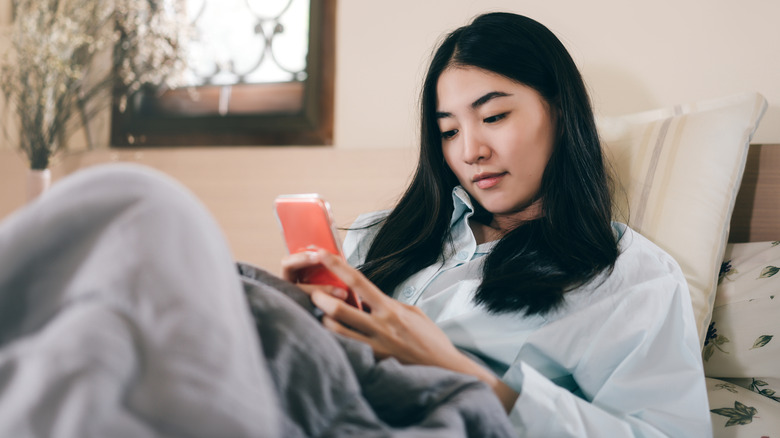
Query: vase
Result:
<box><xmin>27</xmin><ymin>168</ymin><xmax>51</xmax><ymax>202</ymax></box>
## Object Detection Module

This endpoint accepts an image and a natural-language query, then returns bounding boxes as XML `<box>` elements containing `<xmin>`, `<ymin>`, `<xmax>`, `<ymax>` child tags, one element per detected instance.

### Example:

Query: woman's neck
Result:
<box><xmin>470</xmin><ymin>199</ymin><xmax>544</xmax><ymax>244</ymax></box>
<box><xmin>469</xmin><ymin>220</ymin><xmax>504</xmax><ymax>245</ymax></box>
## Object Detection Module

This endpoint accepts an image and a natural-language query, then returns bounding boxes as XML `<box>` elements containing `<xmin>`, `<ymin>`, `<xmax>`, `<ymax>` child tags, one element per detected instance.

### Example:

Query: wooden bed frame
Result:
<box><xmin>729</xmin><ymin>143</ymin><xmax>780</xmax><ymax>243</ymax></box>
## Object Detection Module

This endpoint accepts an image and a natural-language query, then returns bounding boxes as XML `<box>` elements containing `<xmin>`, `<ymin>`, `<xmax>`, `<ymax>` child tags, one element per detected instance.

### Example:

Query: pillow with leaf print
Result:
<box><xmin>706</xmin><ymin>377</ymin><xmax>780</xmax><ymax>436</ymax></box>
<box><xmin>704</xmin><ymin>241</ymin><xmax>780</xmax><ymax>436</ymax></box>
<box><xmin>703</xmin><ymin>241</ymin><xmax>779</xmax><ymax>382</ymax></box>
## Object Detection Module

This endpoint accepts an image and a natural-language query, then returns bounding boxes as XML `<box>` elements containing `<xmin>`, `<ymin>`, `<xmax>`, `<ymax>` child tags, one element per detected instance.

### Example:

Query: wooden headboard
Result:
<box><xmin>729</xmin><ymin>144</ymin><xmax>780</xmax><ymax>243</ymax></box>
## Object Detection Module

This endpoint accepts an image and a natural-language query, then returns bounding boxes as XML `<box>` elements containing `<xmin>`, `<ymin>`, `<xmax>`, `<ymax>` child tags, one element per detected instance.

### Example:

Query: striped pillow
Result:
<box><xmin>598</xmin><ymin>92</ymin><xmax>767</xmax><ymax>346</ymax></box>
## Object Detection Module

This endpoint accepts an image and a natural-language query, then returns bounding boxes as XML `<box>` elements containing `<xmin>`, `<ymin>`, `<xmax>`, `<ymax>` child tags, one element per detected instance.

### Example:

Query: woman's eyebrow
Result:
<box><xmin>435</xmin><ymin>91</ymin><xmax>512</xmax><ymax>119</ymax></box>
<box><xmin>471</xmin><ymin>91</ymin><xmax>511</xmax><ymax>109</ymax></box>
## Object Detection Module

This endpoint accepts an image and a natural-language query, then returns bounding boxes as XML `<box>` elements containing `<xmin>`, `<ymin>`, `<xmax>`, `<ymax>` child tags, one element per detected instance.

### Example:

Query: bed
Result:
<box><xmin>0</xmin><ymin>91</ymin><xmax>776</xmax><ymax>436</ymax></box>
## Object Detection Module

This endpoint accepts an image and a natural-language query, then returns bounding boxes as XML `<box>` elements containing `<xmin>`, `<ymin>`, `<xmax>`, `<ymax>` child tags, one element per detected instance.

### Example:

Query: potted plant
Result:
<box><xmin>0</xmin><ymin>0</ymin><xmax>189</xmax><ymax>199</ymax></box>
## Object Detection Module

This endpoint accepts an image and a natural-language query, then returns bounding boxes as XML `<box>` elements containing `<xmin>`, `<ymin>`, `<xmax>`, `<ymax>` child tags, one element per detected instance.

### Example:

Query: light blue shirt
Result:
<box><xmin>343</xmin><ymin>186</ymin><xmax>712</xmax><ymax>437</ymax></box>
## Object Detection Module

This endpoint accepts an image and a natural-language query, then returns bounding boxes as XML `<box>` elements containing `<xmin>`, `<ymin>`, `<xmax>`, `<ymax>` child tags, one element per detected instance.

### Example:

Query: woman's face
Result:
<box><xmin>436</xmin><ymin>66</ymin><xmax>556</xmax><ymax>227</ymax></box>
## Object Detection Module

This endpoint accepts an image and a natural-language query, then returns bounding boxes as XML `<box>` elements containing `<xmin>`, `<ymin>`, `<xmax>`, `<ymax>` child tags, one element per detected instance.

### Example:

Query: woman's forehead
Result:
<box><xmin>435</xmin><ymin>67</ymin><xmax>544</xmax><ymax>112</ymax></box>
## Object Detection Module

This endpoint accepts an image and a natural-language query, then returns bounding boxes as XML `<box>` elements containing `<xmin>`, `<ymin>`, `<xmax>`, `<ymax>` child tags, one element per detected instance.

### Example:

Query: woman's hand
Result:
<box><xmin>281</xmin><ymin>249</ymin><xmax>519</xmax><ymax>411</ymax></box>
<box><xmin>282</xmin><ymin>249</ymin><xmax>462</xmax><ymax>366</ymax></box>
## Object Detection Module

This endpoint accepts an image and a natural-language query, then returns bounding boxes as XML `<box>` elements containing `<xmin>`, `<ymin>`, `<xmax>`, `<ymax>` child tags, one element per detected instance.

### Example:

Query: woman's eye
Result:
<box><xmin>441</xmin><ymin>129</ymin><xmax>458</xmax><ymax>140</ymax></box>
<box><xmin>483</xmin><ymin>113</ymin><xmax>508</xmax><ymax>124</ymax></box>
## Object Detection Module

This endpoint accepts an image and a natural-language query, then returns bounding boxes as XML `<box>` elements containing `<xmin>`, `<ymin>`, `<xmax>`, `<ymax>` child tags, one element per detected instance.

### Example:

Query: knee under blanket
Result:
<box><xmin>0</xmin><ymin>163</ymin><xmax>514</xmax><ymax>437</ymax></box>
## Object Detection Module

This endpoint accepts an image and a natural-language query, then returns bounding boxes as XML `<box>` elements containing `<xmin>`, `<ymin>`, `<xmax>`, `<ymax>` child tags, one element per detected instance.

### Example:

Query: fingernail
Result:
<box><xmin>332</xmin><ymin>288</ymin><xmax>348</xmax><ymax>299</ymax></box>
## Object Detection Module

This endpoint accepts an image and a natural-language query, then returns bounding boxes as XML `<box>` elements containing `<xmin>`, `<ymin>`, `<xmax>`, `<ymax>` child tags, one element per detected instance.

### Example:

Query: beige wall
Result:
<box><xmin>2</xmin><ymin>0</ymin><xmax>777</xmax><ymax>150</ymax></box>
<box><xmin>0</xmin><ymin>147</ymin><xmax>418</xmax><ymax>273</ymax></box>
<box><xmin>335</xmin><ymin>0</ymin><xmax>780</xmax><ymax>148</ymax></box>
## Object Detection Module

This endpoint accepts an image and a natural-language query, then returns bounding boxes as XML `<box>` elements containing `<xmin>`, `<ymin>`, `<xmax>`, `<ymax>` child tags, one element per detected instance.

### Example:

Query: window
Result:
<box><xmin>111</xmin><ymin>0</ymin><xmax>335</xmax><ymax>146</ymax></box>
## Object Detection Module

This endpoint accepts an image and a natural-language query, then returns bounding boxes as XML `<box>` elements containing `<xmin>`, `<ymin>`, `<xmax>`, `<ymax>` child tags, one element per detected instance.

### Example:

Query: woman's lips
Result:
<box><xmin>473</xmin><ymin>172</ymin><xmax>506</xmax><ymax>189</ymax></box>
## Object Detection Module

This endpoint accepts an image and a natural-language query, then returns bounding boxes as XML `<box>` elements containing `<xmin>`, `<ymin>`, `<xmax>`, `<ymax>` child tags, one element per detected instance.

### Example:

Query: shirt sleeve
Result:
<box><xmin>342</xmin><ymin>210</ymin><xmax>388</xmax><ymax>268</ymax></box>
<box><xmin>504</xmin><ymin>256</ymin><xmax>712</xmax><ymax>437</ymax></box>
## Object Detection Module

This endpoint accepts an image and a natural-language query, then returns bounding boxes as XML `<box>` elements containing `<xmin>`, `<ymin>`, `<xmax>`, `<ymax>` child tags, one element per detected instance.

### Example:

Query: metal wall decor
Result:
<box><xmin>183</xmin><ymin>0</ymin><xmax>310</xmax><ymax>87</ymax></box>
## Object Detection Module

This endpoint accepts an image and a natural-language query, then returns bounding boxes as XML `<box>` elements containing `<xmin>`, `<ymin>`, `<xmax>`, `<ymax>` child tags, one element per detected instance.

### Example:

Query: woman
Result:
<box><xmin>283</xmin><ymin>12</ymin><xmax>711</xmax><ymax>436</ymax></box>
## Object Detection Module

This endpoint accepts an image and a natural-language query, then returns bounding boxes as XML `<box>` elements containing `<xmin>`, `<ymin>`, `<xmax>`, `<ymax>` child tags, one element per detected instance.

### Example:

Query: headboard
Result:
<box><xmin>729</xmin><ymin>143</ymin><xmax>780</xmax><ymax>243</ymax></box>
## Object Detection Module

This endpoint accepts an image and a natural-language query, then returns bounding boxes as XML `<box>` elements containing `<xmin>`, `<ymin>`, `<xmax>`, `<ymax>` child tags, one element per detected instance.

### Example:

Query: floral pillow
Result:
<box><xmin>707</xmin><ymin>377</ymin><xmax>780</xmax><ymax>434</ymax></box>
<box><xmin>703</xmin><ymin>241</ymin><xmax>780</xmax><ymax>436</ymax></box>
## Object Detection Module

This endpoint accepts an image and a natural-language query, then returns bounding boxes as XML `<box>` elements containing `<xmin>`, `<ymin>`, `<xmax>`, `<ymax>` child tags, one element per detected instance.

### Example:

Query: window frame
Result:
<box><xmin>110</xmin><ymin>0</ymin><xmax>335</xmax><ymax>147</ymax></box>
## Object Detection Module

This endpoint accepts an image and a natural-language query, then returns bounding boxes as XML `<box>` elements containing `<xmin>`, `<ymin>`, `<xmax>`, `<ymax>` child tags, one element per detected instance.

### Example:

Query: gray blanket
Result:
<box><xmin>0</xmin><ymin>163</ymin><xmax>514</xmax><ymax>437</ymax></box>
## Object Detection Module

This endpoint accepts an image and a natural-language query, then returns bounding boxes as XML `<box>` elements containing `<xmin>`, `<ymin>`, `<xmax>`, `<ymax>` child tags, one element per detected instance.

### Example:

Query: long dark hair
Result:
<box><xmin>358</xmin><ymin>12</ymin><xmax>619</xmax><ymax>315</ymax></box>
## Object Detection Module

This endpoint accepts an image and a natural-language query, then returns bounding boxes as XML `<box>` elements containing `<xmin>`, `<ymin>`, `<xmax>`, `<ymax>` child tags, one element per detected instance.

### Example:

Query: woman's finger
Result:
<box><xmin>295</xmin><ymin>284</ymin><xmax>349</xmax><ymax>300</ymax></box>
<box><xmin>280</xmin><ymin>250</ymin><xmax>319</xmax><ymax>282</ymax></box>
<box><xmin>311</xmin><ymin>291</ymin><xmax>377</xmax><ymax>335</ymax></box>
<box><xmin>313</xmin><ymin>250</ymin><xmax>389</xmax><ymax>306</ymax></box>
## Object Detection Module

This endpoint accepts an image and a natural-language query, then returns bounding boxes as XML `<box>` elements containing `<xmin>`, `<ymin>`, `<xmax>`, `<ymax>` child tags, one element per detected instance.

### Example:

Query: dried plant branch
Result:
<box><xmin>0</xmin><ymin>0</ymin><xmax>189</xmax><ymax>169</ymax></box>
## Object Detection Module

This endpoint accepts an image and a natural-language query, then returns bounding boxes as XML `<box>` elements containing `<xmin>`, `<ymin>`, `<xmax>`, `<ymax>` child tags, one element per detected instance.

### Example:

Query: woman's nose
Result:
<box><xmin>462</xmin><ymin>129</ymin><xmax>491</xmax><ymax>164</ymax></box>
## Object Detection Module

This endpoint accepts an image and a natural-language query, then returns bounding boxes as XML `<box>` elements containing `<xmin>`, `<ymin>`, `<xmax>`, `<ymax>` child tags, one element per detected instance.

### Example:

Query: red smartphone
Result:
<box><xmin>274</xmin><ymin>194</ymin><xmax>362</xmax><ymax>310</ymax></box>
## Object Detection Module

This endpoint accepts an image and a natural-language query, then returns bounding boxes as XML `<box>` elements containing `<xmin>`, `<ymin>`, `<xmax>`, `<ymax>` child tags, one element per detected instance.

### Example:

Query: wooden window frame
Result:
<box><xmin>111</xmin><ymin>0</ymin><xmax>335</xmax><ymax>147</ymax></box>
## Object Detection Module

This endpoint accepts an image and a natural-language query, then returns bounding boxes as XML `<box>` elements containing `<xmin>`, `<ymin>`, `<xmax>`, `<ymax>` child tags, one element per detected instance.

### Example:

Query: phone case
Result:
<box><xmin>274</xmin><ymin>194</ymin><xmax>362</xmax><ymax>309</ymax></box>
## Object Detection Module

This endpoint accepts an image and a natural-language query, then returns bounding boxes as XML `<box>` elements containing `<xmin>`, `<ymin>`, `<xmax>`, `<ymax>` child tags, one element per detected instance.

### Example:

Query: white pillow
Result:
<box><xmin>598</xmin><ymin>92</ymin><xmax>768</xmax><ymax>346</ymax></box>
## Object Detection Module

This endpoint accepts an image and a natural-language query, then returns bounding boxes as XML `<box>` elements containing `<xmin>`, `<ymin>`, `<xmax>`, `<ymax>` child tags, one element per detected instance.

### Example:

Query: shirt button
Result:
<box><xmin>402</xmin><ymin>286</ymin><xmax>415</xmax><ymax>297</ymax></box>
<box><xmin>456</xmin><ymin>250</ymin><xmax>470</xmax><ymax>261</ymax></box>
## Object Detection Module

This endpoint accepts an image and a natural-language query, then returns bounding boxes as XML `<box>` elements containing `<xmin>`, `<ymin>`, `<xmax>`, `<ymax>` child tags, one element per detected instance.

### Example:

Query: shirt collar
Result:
<box><xmin>451</xmin><ymin>186</ymin><xmax>499</xmax><ymax>254</ymax></box>
<box><xmin>450</xmin><ymin>186</ymin><xmax>475</xmax><ymax>227</ymax></box>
